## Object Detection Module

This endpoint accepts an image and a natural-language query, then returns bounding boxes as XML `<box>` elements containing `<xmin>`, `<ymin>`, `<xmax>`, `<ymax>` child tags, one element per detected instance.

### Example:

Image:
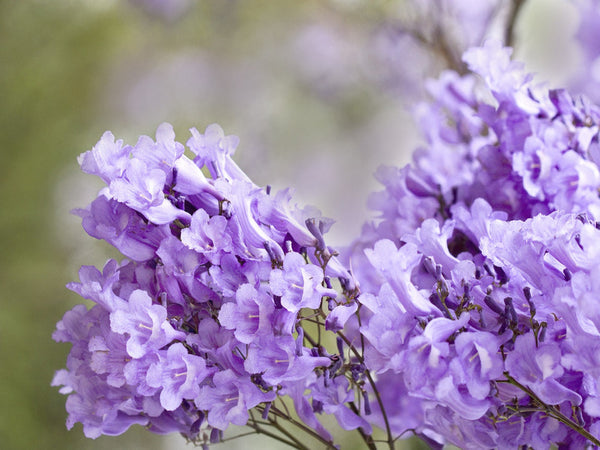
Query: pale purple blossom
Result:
<box><xmin>218</xmin><ymin>283</ymin><xmax>275</xmax><ymax>344</ymax></box>
<box><xmin>109</xmin><ymin>290</ymin><xmax>185</xmax><ymax>359</ymax></box>
<box><xmin>146</xmin><ymin>343</ymin><xmax>212</xmax><ymax>411</ymax></box>
<box><xmin>270</xmin><ymin>252</ymin><xmax>335</xmax><ymax>314</ymax></box>
<box><xmin>195</xmin><ymin>370</ymin><xmax>275</xmax><ymax>431</ymax></box>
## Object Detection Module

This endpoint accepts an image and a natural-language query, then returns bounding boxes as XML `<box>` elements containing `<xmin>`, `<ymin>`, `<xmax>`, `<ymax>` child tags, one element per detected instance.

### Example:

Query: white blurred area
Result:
<box><xmin>515</xmin><ymin>0</ymin><xmax>581</xmax><ymax>86</ymax></box>
<box><xmin>54</xmin><ymin>0</ymin><xmax>586</xmax><ymax>449</ymax></box>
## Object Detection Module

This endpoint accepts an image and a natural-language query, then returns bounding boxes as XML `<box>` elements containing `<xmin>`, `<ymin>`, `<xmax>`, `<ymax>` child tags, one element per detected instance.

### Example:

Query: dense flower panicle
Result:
<box><xmin>54</xmin><ymin>17</ymin><xmax>600</xmax><ymax>447</ymax></box>
<box><xmin>346</xmin><ymin>40</ymin><xmax>600</xmax><ymax>447</ymax></box>
<box><xmin>54</xmin><ymin>123</ymin><xmax>364</xmax><ymax>445</ymax></box>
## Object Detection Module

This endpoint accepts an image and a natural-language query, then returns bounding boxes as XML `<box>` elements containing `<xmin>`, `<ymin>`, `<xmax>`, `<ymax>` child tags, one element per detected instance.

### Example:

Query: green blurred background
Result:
<box><xmin>0</xmin><ymin>0</ymin><xmax>580</xmax><ymax>449</ymax></box>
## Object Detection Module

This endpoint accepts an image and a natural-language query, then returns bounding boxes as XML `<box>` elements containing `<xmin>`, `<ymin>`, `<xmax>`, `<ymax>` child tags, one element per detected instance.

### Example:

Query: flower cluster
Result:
<box><xmin>54</xmin><ymin>31</ymin><xmax>600</xmax><ymax>450</ymax></box>
<box><xmin>347</xmin><ymin>40</ymin><xmax>600</xmax><ymax>447</ymax></box>
<box><xmin>52</xmin><ymin>123</ymin><xmax>368</xmax><ymax>445</ymax></box>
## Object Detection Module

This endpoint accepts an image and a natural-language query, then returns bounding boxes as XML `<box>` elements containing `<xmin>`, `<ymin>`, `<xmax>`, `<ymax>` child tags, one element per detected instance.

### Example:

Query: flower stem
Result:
<box><xmin>500</xmin><ymin>372</ymin><xmax>600</xmax><ymax>447</ymax></box>
<box><xmin>505</xmin><ymin>0</ymin><xmax>527</xmax><ymax>47</ymax></box>
<box><xmin>249</xmin><ymin>408</ymin><xmax>318</xmax><ymax>450</ymax></box>
<box><xmin>260</xmin><ymin>404</ymin><xmax>337</xmax><ymax>449</ymax></box>
<box><xmin>246</xmin><ymin>411</ymin><xmax>304</xmax><ymax>449</ymax></box>
<box><xmin>349</xmin><ymin>402</ymin><xmax>378</xmax><ymax>450</ymax></box>
<box><xmin>337</xmin><ymin>330</ymin><xmax>395</xmax><ymax>449</ymax></box>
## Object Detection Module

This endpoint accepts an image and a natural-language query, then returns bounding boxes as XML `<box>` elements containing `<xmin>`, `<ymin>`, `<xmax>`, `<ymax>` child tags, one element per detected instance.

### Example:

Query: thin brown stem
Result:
<box><xmin>301</xmin><ymin>325</ymin><xmax>319</xmax><ymax>348</ymax></box>
<box><xmin>247</xmin><ymin>410</ymin><xmax>303</xmax><ymax>449</ymax></box>
<box><xmin>220</xmin><ymin>430</ymin><xmax>263</xmax><ymax>443</ymax></box>
<box><xmin>262</xmin><ymin>404</ymin><xmax>336</xmax><ymax>448</ymax></box>
<box><xmin>247</xmin><ymin>424</ymin><xmax>301</xmax><ymax>449</ymax></box>
<box><xmin>316</xmin><ymin>311</ymin><xmax>322</xmax><ymax>346</ymax></box>
<box><xmin>500</xmin><ymin>373</ymin><xmax>600</xmax><ymax>447</ymax></box>
<box><xmin>405</xmin><ymin>23</ymin><xmax>466</xmax><ymax>75</ymax></box>
<box><xmin>277</xmin><ymin>396</ymin><xmax>293</xmax><ymax>419</ymax></box>
<box><xmin>337</xmin><ymin>330</ymin><xmax>395</xmax><ymax>449</ymax></box>
<box><xmin>505</xmin><ymin>0</ymin><xmax>527</xmax><ymax>47</ymax></box>
<box><xmin>265</xmin><ymin>418</ymin><xmax>311</xmax><ymax>450</ymax></box>
<box><xmin>349</xmin><ymin>402</ymin><xmax>377</xmax><ymax>450</ymax></box>
<box><xmin>356</xmin><ymin>304</ymin><xmax>366</xmax><ymax>357</ymax></box>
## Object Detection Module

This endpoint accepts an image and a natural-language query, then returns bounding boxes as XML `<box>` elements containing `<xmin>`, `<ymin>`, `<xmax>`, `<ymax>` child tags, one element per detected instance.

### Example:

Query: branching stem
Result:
<box><xmin>337</xmin><ymin>329</ymin><xmax>395</xmax><ymax>449</ymax></box>
<box><xmin>349</xmin><ymin>402</ymin><xmax>377</xmax><ymax>450</ymax></box>
<box><xmin>500</xmin><ymin>372</ymin><xmax>600</xmax><ymax>447</ymax></box>
<box><xmin>247</xmin><ymin>410</ymin><xmax>302</xmax><ymax>449</ymax></box>
<box><xmin>260</xmin><ymin>404</ymin><xmax>336</xmax><ymax>448</ymax></box>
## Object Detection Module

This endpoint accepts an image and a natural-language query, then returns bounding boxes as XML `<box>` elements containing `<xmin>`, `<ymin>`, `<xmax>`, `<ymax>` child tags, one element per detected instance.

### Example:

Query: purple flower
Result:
<box><xmin>462</xmin><ymin>41</ymin><xmax>541</xmax><ymax>113</ymax></box>
<box><xmin>78</xmin><ymin>123</ymin><xmax>193</xmax><ymax>225</ymax></box>
<box><xmin>57</xmin><ymin>122</ymin><xmax>360</xmax><ymax>446</ymax></box>
<box><xmin>282</xmin><ymin>377</ymin><xmax>333</xmax><ymax>442</ymax></box>
<box><xmin>88</xmin><ymin>329</ymin><xmax>130</xmax><ymax>388</ymax></box>
<box><xmin>219</xmin><ymin>179</ymin><xmax>284</xmax><ymax>261</ymax></box>
<box><xmin>363</xmin><ymin>239</ymin><xmax>439</xmax><ymax>316</ymax></box>
<box><xmin>66</xmin><ymin>260</ymin><xmax>126</xmax><ymax>312</ymax></box>
<box><xmin>57</xmin><ymin>33</ymin><xmax>600</xmax><ymax>446</ymax></box>
<box><xmin>359</xmin><ymin>284</ymin><xmax>417</xmax><ymax>373</ymax></box>
<box><xmin>109</xmin><ymin>158</ymin><xmax>186</xmax><ymax>225</ymax></box>
<box><xmin>270</xmin><ymin>252</ymin><xmax>335</xmax><ymax>314</ymax></box>
<box><xmin>123</xmin><ymin>351</ymin><xmax>161</xmax><ymax>397</ymax></box>
<box><xmin>109</xmin><ymin>290</ymin><xmax>185</xmax><ymax>358</ymax></box>
<box><xmin>218</xmin><ymin>284</ymin><xmax>275</xmax><ymax>344</ymax></box>
<box><xmin>53</xmin><ymin>304</ymin><xmax>93</xmax><ymax>344</ymax></box>
<box><xmin>256</xmin><ymin>189</ymin><xmax>321</xmax><ymax>248</ymax></box>
<box><xmin>75</xmin><ymin>196</ymin><xmax>169</xmax><ymax>261</ymax></box>
<box><xmin>187</xmin><ymin>124</ymin><xmax>243</xmax><ymax>182</ymax></box>
<box><xmin>244</xmin><ymin>335</ymin><xmax>330</xmax><ymax>385</ymax></box>
<box><xmin>181</xmin><ymin>209</ymin><xmax>232</xmax><ymax>264</ymax></box>
<box><xmin>146</xmin><ymin>343</ymin><xmax>212</xmax><ymax>411</ymax></box>
<box><xmin>206</xmin><ymin>253</ymin><xmax>255</xmax><ymax>298</ymax></box>
<box><xmin>52</xmin><ymin>304</ymin><xmax>160</xmax><ymax>438</ymax></box>
<box><xmin>195</xmin><ymin>370</ymin><xmax>275</xmax><ymax>430</ymax></box>
<box><xmin>78</xmin><ymin>131</ymin><xmax>130</xmax><ymax>184</ymax></box>
<box><xmin>434</xmin><ymin>375</ymin><xmax>491</xmax><ymax>420</ymax></box>
<box><xmin>405</xmin><ymin>219</ymin><xmax>460</xmax><ymax>272</ymax></box>
<box><xmin>155</xmin><ymin>235</ymin><xmax>219</xmax><ymax>305</ymax></box>
<box><xmin>325</xmin><ymin>302</ymin><xmax>358</xmax><ymax>332</ymax></box>
<box><xmin>186</xmin><ymin>319</ymin><xmax>245</xmax><ymax>374</ymax></box>
<box><xmin>505</xmin><ymin>333</ymin><xmax>582</xmax><ymax>407</ymax></box>
<box><xmin>131</xmin><ymin>123</ymin><xmax>185</xmax><ymax>175</ymax></box>
<box><xmin>452</xmin><ymin>331</ymin><xmax>506</xmax><ymax>400</ymax></box>
<box><xmin>53</xmin><ymin>371</ymin><xmax>150</xmax><ymax>439</ymax></box>
<box><xmin>364</xmin><ymin>372</ymin><xmax>425</xmax><ymax>439</ymax></box>
<box><xmin>311</xmin><ymin>375</ymin><xmax>372</xmax><ymax>433</ymax></box>
<box><xmin>403</xmin><ymin>313</ymin><xmax>470</xmax><ymax>391</ymax></box>
<box><xmin>423</xmin><ymin>405</ymin><xmax>498</xmax><ymax>449</ymax></box>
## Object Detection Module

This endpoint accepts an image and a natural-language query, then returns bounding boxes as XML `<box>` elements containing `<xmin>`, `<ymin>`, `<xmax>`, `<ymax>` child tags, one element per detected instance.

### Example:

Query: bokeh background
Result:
<box><xmin>0</xmin><ymin>0</ymin><xmax>583</xmax><ymax>449</ymax></box>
